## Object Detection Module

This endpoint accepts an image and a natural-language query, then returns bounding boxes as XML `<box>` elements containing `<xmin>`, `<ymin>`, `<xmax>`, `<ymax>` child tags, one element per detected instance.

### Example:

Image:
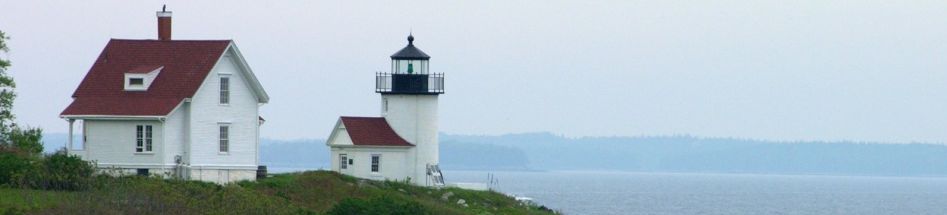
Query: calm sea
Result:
<box><xmin>444</xmin><ymin>170</ymin><xmax>947</xmax><ymax>215</ymax></box>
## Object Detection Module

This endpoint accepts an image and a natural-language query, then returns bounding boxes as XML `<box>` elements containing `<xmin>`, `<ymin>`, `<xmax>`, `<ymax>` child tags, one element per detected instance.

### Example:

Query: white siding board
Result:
<box><xmin>83</xmin><ymin>120</ymin><xmax>166</xmax><ymax>166</ymax></box>
<box><xmin>163</xmin><ymin>105</ymin><xmax>186</xmax><ymax>165</ymax></box>
<box><xmin>188</xmin><ymin>51</ymin><xmax>259</xmax><ymax>170</ymax></box>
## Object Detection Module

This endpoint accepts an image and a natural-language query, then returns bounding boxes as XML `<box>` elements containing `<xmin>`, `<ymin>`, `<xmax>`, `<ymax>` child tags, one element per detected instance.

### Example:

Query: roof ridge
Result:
<box><xmin>109</xmin><ymin>38</ymin><xmax>233</xmax><ymax>42</ymax></box>
<box><xmin>340</xmin><ymin>116</ymin><xmax>385</xmax><ymax>119</ymax></box>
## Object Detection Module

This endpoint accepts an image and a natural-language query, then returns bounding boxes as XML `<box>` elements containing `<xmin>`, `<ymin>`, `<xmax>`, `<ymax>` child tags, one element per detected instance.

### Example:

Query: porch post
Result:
<box><xmin>67</xmin><ymin>119</ymin><xmax>74</xmax><ymax>154</ymax></box>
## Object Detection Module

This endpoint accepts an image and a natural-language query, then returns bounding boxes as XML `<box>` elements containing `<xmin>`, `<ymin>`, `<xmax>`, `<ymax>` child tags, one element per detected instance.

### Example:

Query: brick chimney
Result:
<box><xmin>157</xmin><ymin>5</ymin><xmax>172</xmax><ymax>41</ymax></box>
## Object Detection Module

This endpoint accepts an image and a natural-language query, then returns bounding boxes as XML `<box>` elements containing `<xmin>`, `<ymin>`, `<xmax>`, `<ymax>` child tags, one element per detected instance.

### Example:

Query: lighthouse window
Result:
<box><xmin>371</xmin><ymin>154</ymin><xmax>381</xmax><ymax>172</ymax></box>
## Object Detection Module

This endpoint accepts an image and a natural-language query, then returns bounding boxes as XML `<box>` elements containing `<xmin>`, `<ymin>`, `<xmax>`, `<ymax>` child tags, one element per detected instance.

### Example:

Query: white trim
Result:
<box><xmin>330</xmin><ymin>144</ymin><xmax>414</xmax><ymax>149</ymax></box>
<box><xmin>156</xmin><ymin>11</ymin><xmax>172</xmax><ymax>18</ymax></box>
<box><xmin>61</xmin><ymin>115</ymin><xmax>166</xmax><ymax>120</ymax></box>
<box><xmin>180</xmin><ymin>42</ymin><xmax>267</xmax><ymax>110</ymax></box>
<box><xmin>96</xmin><ymin>163</ymin><xmax>257</xmax><ymax>170</ymax></box>
<box><xmin>324</xmin><ymin>118</ymin><xmax>344</xmax><ymax>146</ymax></box>
<box><xmin>222</xmin><ymin>42</ymin><xmax>270</xmax><ymax>103</ymax></box>
<box><xmin>187</xmin><ymin>164</ymin><xmax>259</xmax><ymax>170</ymax></box>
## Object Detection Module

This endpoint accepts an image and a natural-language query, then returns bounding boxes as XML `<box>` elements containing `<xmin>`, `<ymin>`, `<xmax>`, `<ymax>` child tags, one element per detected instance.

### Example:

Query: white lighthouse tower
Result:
<box><xmin>326</xmin><ymin>34</ymin><xmax>445</xmax><ymax>186</ymax></box>
<box><xmin>378</xmin><ymin>34</ymin><xmax>445</xmax><ymax>185</ymax></box>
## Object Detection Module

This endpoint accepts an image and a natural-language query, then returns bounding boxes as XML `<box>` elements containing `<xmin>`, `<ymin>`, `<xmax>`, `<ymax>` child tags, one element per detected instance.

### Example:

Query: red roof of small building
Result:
<box><xmin>61</xmin><ymin>39</ymin><xmax>232</xmax><ymax>116</ymax></box>
<box><xmin>340</xmin><ymin>117</ymin><xmax>413</xmax><ymax>147</ymax></box>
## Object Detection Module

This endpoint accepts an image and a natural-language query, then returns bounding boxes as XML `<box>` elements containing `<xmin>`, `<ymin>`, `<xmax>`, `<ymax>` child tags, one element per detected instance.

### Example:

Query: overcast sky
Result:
<box><xmin>1</xmin><ymin>1</ymin><xmax>946</xmax><ymax>142</ymax></box>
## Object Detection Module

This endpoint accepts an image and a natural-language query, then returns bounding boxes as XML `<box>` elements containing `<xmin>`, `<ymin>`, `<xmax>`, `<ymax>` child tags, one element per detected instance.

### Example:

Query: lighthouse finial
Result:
<box><xmin>407</xmin><ymin>33</ymin><xmax>414</xmax><ymax>45</ymax></box>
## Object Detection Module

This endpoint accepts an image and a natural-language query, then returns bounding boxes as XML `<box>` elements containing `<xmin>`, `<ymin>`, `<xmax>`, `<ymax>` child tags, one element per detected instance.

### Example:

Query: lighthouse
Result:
<box><xmin>326</xmin><ymin>35</ymin><xmax>445</xmax><ymax>186</ymax></box>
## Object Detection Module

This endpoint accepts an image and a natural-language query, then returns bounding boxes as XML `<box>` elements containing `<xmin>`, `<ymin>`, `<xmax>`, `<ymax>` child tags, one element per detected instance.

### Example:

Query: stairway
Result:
<box><xmin>427</xmin><ymin>164</ymin><xmax>445</xmax><ymax>186</ymax></box>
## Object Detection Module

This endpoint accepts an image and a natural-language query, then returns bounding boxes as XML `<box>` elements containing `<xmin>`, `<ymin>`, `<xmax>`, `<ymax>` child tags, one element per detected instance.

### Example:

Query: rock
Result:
<box><xmin>398</xmin><ymin>188</ymin><xmax>407</xmax><ymax>193</ymax></box>
<box><xmin>456</xmin><ymin>199</ymin><xmax>467</xmax><ymax>207</ymax></box>
<box><xmin>440</xmin><ymin>192</ymin><xmax>454</xmax><ymax>201</ymax></box>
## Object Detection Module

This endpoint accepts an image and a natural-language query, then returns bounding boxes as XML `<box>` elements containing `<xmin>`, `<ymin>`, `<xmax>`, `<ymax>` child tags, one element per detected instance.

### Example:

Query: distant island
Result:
<box><xmin>43</xmin><ymin>133</ymin><xmax>947</xmax><ymax>177</ymax></box>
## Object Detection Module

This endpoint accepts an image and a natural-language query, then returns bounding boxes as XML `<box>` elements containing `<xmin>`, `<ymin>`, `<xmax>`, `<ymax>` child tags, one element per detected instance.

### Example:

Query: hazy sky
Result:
<box><xmin>1</xmin><ymin>1</ymin><xmax>946</xmax><ymax>142</ymax></box>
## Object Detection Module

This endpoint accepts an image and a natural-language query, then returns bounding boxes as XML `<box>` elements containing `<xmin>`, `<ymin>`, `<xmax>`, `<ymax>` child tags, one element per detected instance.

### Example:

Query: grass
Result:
<box><xmin>0</xmin><ymin>188</ymin><xmax>74</xmax><ymax>214</ymax></box>
<box><xmin>0</xmin><ymin>171</ymin><xmax>555</xmax><ymax>215</ymax></box>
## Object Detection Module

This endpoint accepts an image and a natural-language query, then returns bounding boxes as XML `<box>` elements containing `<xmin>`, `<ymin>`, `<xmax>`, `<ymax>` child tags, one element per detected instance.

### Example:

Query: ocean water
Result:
<box><xmin>444</xmin><ymin>170</ymin><xmax>947</xmax><ymax>215</ymax></box>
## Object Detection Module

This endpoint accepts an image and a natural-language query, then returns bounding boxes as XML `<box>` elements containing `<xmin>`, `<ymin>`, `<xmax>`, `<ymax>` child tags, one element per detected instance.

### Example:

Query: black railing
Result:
<box><xmin>376</xmin><ymin>72</ymin><xmax>444</xmax><ymax>94</ymax></box>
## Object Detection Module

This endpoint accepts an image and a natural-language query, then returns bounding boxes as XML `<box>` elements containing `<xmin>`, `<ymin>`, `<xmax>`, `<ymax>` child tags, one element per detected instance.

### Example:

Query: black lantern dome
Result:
<box><xmin>376</xmin><ymin>34</ymin><xmax>444</xmax><ymax>95</ymax></box>
<box><xmin>391</xmin><ymin>34</ymin><xmax>430</xmax><ymax>60</ymax></box>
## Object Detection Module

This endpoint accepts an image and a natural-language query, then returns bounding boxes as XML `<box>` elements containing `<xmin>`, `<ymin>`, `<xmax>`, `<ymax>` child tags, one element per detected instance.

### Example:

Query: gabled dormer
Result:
<box><xmin>124</xmin><ymin>65</ymin><xmax>163</xmax><ymax>91</ymax></box>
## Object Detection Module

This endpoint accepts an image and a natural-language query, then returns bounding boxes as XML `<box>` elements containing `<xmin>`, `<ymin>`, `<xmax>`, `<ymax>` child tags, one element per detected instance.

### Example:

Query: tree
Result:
<box><xmin>0</xmin><ymin>30</ymin><xmax>39</xmax><ymax>153</ymax></box>
<box><xmin>0</xmin><ymin>31</ymin><xmax>16</xmax><ymax>143</ymax></box>
<box><xmin>0</xmin><ymin>31</ymin><xmax>89</xmax><ymax>190</ymax></box>
<box><xmin>10</xmin><ymin>126</ymin><xmax>42</xmax><ymax>156</ymax></box>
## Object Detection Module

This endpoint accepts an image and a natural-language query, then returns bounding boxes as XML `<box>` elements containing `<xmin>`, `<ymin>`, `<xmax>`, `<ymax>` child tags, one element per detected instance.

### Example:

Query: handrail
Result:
<box><xmin>375</xmin><ymin>72</ymin><xmax>445</xmax><ymax>94</ymax></box>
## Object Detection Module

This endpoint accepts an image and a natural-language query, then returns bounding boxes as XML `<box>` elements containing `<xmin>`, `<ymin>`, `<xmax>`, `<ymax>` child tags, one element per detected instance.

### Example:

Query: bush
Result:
<box><xmin>327</xmin><ymin>195</ymin><xmax>427</xmax><ymax>215</ymax></box>
<box><xmin>32</xmin><ymin>151</ymin><xmax>93</xmax><ymax>190</ymax></box>
<box><xmin>0</xmin><ymin>148</ymin><xmax>33</xmax><ymax>186</ymax></box>
<box><xmin>0</xmin><ymin>126</ymin><xmax>44</xmax><ymax>187</ymax></box>
<box><xmin>0</xmin><ymin>148</ymin><xmax>93</xmax><ymax>191</ymax></box>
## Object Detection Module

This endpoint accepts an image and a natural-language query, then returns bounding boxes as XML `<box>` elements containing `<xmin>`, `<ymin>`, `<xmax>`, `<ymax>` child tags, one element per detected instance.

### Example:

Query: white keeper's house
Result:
<box><xmin>59</xmin><ymin>8</ymin><xmax>269</xmax><ymax>184</ymax></box>
<box><xmin>326</xmin><ymin>35</ymin><xmax>446</xmax><ymax>187</ymax></box>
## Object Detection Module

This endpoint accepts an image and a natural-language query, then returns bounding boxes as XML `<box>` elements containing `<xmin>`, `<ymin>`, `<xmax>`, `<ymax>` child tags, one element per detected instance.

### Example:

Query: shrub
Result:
<box><xmin>0</xmin><ymin>148</ymin><xmax>33</xmax><ymax>185</ymax></box>
<box><xmin>327</xmin><ymin>195</ymin><xmax>427</xmax><ymax>215</ymax></box>
<box><xmin>0</xmin><ymin>148</ymin><xmax>94</xmax><ymax>191</ymax></box>
<box><xmin>34</xmin><ymin>151</ymin><xmax>93</xmax><ymax>190</ymax></box>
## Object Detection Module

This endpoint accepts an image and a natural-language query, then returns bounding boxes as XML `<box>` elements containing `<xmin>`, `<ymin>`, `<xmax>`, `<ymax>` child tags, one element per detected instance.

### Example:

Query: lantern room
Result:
<box><xmin>391</xmin><ymin>35</ymin><xmax>430</xmax><ymax>74</ymax></box>
<box><xmin>376</xmin><ymin>34</ymin><xmax>444</xmax><ymax>94</ymax></box>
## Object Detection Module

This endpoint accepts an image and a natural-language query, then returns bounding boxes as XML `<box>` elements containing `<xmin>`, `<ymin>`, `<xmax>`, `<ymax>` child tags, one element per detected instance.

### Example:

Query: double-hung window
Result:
<box><xmin>136</xmin><ymin>125</ymin><xmax>152</xmax><ymax>153</ymax></box>
<box><xmin>219</xmin><ymin>125</ymin><xmax>230</xmax><ymax>153</ymax></box>
<box><xmin>219</xmin><ymin>77</ymin><xmax>230</xmax><ymax>104</ymax></box>
<box><xmin>339</xmin><ymin>154</ymin><xmax>348</xmax><ymax>169</ymax></box>
<box><xmin>371</xmin><ymin>154</ymin><xmax>381</xmax><ymax>172</ymax></box>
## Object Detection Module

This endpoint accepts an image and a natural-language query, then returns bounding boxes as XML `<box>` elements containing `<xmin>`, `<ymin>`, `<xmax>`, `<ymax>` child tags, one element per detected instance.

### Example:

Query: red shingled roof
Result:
<box><xmin>61</xmin><ymin>39</ymin><xmax>232</xmax><ymax>116</ymax></box>
<box><xmin>340</xmin><ymin>117</ymin><xmax>413</xmax><ymax>147</ymax></box>
<box><xmin>127</xmin><ymin>65</ymin><xmax>163</xmax><ymax>74</ymax></box>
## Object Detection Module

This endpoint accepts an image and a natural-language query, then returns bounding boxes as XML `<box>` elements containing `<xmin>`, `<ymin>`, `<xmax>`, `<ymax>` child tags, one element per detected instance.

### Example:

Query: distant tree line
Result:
<box><xmin>442</xmin><ymin>133</ymin><xmax>947</xmax><ymax>176</ymax></box>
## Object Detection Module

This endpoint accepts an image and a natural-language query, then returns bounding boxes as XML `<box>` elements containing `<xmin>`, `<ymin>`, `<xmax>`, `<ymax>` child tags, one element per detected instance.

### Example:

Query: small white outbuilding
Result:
<box><xmin>326</xmin><ymin>35</ymin><xmax>446</xmax><ymax>186</ymax></box>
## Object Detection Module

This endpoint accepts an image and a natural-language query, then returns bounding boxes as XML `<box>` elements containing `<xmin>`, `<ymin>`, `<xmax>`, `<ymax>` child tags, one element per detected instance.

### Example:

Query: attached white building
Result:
<box><xmin>326</xmin><ymin>35</ymin><xmax>446</xmax><ymax>186</ymax></box>
<box><xmin>60</xmin><ymin>8</ymin><xmax>269</xmax><ymax>184</ymax></box>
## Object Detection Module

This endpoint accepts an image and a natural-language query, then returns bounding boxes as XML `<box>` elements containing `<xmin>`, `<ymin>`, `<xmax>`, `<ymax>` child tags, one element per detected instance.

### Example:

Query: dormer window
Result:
<box><xmin>129</xmin><ymin>78</ymin><xmax>144</xmax><ymax>86</ymax></box>
<box><xmin>124</xmin><ymin>65</ymin><xmax>163</xmax><ymax>91</ymax></box>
